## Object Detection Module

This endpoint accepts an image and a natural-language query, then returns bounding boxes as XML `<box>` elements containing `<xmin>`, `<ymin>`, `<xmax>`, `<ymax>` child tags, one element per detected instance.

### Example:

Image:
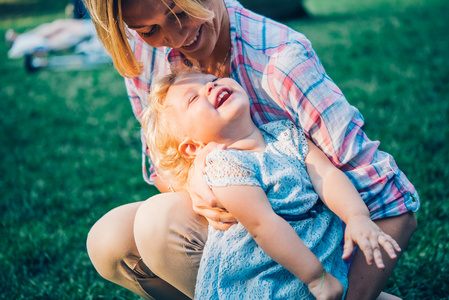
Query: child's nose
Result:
<box><xmin>205</xmin><ymin>82</ymin><xmax>217</xmax><ymax>96</ymax></box>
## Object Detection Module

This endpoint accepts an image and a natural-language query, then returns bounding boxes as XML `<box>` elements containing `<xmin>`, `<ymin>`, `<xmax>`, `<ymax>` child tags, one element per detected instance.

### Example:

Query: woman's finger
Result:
<box><xmin>195</xmin><ymin>142</ymin><xmax>227</xmax><ymax>163</ymax></box>
<box><xmin>215</xmin><ymin>211</ymin><xmax>237</xmax><ymax>223</ymax></box>
<box><xmin>208</xmin><ymin>219</ymin><xmax>237</xmax><ymax>231</ymax></box>
<box><xmin>205</xmin><ymin>208</ymin><xmax>237</xmax><ymax>224</ymax></box>
<box><xmin>191</xmin><ymin>185</ymin><xmax>218</xmax><ymax>207</ymax></box>
<box><xmin>193</xmin><ymin>205</ymin><xmax>237</xmax><ymax>223</ymax></box>
<box><xmin>192</xmin><ymin>205</ymin><xmax>216</xmax><ymax>219</ymax></box>
<box><xmin>200</xmin><ymin>209</ymin><xmax>237</xmax><ymax>230</ymax></box>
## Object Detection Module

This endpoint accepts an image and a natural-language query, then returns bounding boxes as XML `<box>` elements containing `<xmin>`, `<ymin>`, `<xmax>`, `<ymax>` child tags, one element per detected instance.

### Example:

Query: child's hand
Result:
<box><xmin>308</xmin><ymin>271</ymin><xmax>343</xmax><ymax>300</ymax></box>
<box><xmin>342</xmin><ymin>215</ymin><xmax>401</xmax><ymax>268</ymax></box>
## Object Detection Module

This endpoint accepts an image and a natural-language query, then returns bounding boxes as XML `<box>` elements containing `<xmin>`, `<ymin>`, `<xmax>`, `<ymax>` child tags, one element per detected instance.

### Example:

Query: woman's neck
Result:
<box><xmin>198</xmin><ymin>3</ymin><xmax>231</xmax><ymax>77</ymax></box>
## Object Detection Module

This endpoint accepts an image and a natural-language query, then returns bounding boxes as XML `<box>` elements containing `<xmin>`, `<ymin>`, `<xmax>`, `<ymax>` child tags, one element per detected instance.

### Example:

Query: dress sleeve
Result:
<box><xmin>292</xmin><ymin>121</ymin><xmax>310</xmax><ymax>161</ymax></box>
<box><xmin>204</xmin><ymin>149</ymin><xmax>261</xmax><ymax>188</ymax></box>
<box><xmin>275</xmin><ymin>119</ymin><xmax>310</xmax><ymax>161</ymax></box>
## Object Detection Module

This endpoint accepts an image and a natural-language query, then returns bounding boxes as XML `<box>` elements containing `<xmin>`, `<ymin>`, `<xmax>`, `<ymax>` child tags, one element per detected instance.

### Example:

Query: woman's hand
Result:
<box><xmin>308</xmin><ymin>271</ymin><xmax>344</xmax><ymax>300</ymax></box>
<box><xmin>342</xmin><ymin>215</ymin><xmax>402</xmax><ymax>269</ymax></box>
<box><xmin>188</xmin><ymin>142</ymin><xmax>237</xmax><ymax>230</ymax></box>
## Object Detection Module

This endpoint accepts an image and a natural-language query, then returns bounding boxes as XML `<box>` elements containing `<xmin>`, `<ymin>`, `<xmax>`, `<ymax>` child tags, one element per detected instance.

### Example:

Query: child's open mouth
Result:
<box><xmin>216</xmin><ymin>89</ymin><xmax>232</xmax><ymax>108</ymax></box>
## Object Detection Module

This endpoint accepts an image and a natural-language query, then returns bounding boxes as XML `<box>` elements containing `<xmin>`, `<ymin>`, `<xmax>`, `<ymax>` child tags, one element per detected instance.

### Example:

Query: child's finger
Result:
<box><xmin>372</xmin><ymin>246</ymin><xmax>385</xmax><ymax>269</ymax></box>
<box><xmin>378</xmin><ymin>235</ymin><xmax>400</xmax><ymax>259</ymax></box>
<box><xmin>368</xmin><ymin>235</ymin><xmax>386</xmax><ymax>268</ymax></box>
<box><xmin>342</xmin><ymin>235</ymin><xmax>355</xmax><ymax>259</ymax></box>
<box><xmin>358</xmin><ymin>238</ymin><xmax>374</xmax><ymax>265</ymax></box>
<box><xmin>390</xmin><ymin>236</ymin><xmax>402</xmax><ymax>252</ymax></box>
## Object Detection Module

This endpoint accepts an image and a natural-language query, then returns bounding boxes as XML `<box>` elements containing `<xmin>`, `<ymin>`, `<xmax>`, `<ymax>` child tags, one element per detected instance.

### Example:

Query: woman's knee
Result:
<box><xmin>133</xmin><ymin>193</ymin><xmax>207</xmax><ymax>298</ymax></box>
<box><xmin>387</xmin><ymin>209</ymin><xmax>418</xmax><ymax>247</ymax></box>
<box><xmin>133</xmin><ymin>193</ymin><xmax>207</xmax><ymax>271</ymax></box>
<box><xmin>405</xmin><ymin>211</ymin><xmax>418</xmax><ymax>234</ymax></box>
<box><xmin>86</xmin><ymin>202</ymin><xmax>142</xmax><ymax>281</ymax></box>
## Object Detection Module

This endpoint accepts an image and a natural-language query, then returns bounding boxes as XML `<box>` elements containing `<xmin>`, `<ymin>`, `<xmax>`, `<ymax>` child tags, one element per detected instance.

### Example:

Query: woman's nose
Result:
<box><xmin>162</xmin><ymin>23</ymin><xmax>186</xmax><ymax>48</ymax></box>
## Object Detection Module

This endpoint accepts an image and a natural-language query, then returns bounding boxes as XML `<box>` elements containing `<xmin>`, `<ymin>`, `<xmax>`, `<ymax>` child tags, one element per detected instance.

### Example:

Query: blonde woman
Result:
<box><xmin>83</xmin><ymin>0</ymin><xmax>420</xmax><ymax>299</ymax></box>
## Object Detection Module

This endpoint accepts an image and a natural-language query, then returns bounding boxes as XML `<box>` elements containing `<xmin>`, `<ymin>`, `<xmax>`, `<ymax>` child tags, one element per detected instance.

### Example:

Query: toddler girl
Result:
<box><xmin>140</xmin><ymin>70</ymin><xmax>401</xmax><ymax>299</ymax></box>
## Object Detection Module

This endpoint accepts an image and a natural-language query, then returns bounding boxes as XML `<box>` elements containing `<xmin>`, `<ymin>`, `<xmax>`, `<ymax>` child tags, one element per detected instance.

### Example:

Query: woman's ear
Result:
<box><xmin>179</xmin><ymin>138</ymin><xmax>204</xmax><ymax>158</ymax></box>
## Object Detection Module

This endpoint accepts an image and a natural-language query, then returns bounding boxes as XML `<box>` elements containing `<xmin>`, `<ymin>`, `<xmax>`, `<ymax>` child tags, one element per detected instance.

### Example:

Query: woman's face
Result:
<box><xmin>122</xmin><ymin>0</ymin><xmax>227</xmax><ymax>61</ymax></box>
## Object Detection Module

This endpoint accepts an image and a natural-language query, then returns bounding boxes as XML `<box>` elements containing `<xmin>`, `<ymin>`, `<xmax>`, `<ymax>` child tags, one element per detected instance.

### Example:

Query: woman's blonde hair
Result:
<box><xmin>141</xmin><ymin>68</ymin><xmax>200</xmax><ymax>189</ymax></box>
<box><xmin>83</xmin><ymin>0</ymin><xmax>213</xmax><ymax>77</ymax></box>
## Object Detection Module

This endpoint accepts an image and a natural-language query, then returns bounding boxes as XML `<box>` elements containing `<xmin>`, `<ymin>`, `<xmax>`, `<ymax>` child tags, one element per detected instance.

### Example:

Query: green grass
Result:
<box><xmin>1</xmin><ymin>0</ymin><xmax>448</xmax><ymax>298</ymax></box>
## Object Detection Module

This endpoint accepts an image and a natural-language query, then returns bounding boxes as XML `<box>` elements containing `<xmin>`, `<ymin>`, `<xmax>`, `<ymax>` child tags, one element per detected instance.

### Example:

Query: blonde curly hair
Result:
<box><xmin>140</xmin><ymin>69</ymin><xmax>200</xmax><ymax>189</ymax></box>
<box><xmin>83</xmin><ymin>0</ymin><xmax>214</xmax><ymax>77</ymax></box>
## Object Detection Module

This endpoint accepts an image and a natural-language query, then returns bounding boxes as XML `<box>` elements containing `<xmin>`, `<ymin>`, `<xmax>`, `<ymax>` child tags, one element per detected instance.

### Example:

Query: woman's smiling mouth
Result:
<box><xmin>182</xmin><ymin>25</ymin><xmax>203</xmax><ymax>49</ymax></box>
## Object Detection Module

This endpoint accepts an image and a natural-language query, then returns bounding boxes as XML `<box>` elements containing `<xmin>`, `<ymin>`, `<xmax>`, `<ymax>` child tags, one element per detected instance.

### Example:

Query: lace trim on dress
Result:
<box><xmin>206</xmin><ymin>160</ymin><xmax>252</xmax><ymax>182</ymax></box>
<box><xmin>260</xmin><ymin>119</ymin><xmax>309</xmax><ymax>160</ymax></box>
<box><xmin>204</xmin><ymin>150</ymin><xmax>259</xmax><ymax>187</ymax></box>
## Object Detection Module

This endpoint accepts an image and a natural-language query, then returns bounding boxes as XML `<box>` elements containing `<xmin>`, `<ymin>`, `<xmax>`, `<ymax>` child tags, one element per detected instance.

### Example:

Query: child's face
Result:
<box><xmin>165</xmin><ymin>72</ymin><xmax>251</xmax><ymax>144</ymax></box>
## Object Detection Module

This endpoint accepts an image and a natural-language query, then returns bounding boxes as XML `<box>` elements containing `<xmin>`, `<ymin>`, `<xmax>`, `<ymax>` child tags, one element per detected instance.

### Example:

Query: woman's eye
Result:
<box><xmin>169</xmin><ymin>7</ymin><xmax>188</xmax><ymax>24</ymax></box>
<box><xmin>140</xmin><ymin>25</ymin><xmax>159</xmax><ymax>37</ymax></box>
<box><xmin>175</xmin><ymin>11</ymin><xmax>188</xmax><ymax>19</ymax></box>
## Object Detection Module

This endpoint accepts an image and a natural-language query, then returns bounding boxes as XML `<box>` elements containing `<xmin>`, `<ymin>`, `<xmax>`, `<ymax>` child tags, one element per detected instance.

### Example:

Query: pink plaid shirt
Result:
<box><xmin>124</xmin><ymin>0</ymin><xmax>419</xmax><ymax>219</ymax></box>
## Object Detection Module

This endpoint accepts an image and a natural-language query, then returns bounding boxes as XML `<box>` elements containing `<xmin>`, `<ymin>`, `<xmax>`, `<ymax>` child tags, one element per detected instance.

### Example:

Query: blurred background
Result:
<box><xmin>1</xmin><ymin>0</ymin><xmax>448</xmax><ymax>298</ymax></box>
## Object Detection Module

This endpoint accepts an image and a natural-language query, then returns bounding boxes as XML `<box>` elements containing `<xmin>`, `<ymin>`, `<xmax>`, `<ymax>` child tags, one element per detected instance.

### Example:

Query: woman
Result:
<box><xmin>84</xmin><ymin>0</ymin><xmax>419</xmax><ymax>299</ymax></box>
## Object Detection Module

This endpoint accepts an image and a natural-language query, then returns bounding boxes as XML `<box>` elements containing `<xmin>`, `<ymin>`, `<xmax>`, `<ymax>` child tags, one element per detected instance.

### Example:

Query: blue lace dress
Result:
<box><xmin>194</xmin><ymin>119</ymin><xmax>348</xmax><ymax>300</ymax></box>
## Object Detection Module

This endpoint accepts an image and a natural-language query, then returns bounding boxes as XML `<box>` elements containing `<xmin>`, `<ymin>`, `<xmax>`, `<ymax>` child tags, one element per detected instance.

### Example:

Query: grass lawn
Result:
<box><xmin>1</xmin><ymin>0</ymin><xmax>448</xmax><ymax>298</ymax></box>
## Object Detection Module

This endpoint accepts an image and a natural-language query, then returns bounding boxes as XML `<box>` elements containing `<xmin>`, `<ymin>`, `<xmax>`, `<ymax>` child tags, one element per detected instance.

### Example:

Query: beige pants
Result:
<box><xmin>87</xmin><ymin>191</ymin><xmax>417</xmax><ymax>300</ymax></box>
<box><xmin>86</xmin><ymin>192</ymin><xmax>208</xmax><ymax>300</ymax></box>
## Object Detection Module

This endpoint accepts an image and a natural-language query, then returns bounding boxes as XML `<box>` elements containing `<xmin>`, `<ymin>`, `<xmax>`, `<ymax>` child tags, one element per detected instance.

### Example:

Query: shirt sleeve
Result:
<box><xmin>261</xmin><ymin>41</ymin><xmax>419</xmax><ymax>218</ymax></box>
<box><xmin>123</xmin><ymin>76</ymin><xmax>155</xmax><ymax>185</ymax></box>
<box><xmin>262</xmin><ymin>41</ymin><xmax>371</xmax><ymax>167</ymax></box>
<box><xmin>124</xmin><ymin>31</ymin><xmax>156</xmax><ymax>185</ymax></box>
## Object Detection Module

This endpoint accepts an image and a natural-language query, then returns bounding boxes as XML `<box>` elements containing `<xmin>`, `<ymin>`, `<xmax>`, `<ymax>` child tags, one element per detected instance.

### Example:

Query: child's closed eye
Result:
<box><xmin>189</xmin><ymin>95</ymin><xmax>199</xmax><ymax>104</ymax></box>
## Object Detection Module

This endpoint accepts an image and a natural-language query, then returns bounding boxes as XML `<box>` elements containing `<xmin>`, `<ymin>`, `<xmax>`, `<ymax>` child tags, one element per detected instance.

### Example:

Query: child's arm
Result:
<box><xmin>212</xmin><ymin>184</ymin><xmax>343</xmax><ymax>300</ymax></box>
<box><xmin>304</xmin><ymin>138</ymin><xmax>401</xmax><ymax>268</ymax></box>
